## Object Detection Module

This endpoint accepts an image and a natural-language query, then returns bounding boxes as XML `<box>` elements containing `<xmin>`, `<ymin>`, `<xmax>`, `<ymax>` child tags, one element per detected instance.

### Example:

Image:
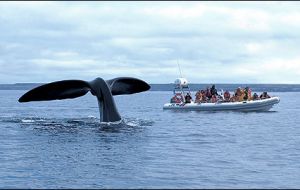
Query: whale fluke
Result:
<box><xmin>18</xmin><ymin>80</ymin><xmax>90</xmax><ymax>102</ymax></box>
<box><xmin>18</xmin><ymin>77</ymin><xmax>150</xmax><ymax>122</ymax></box>
<box><xmin>106</xmin><ymin>77</ymin><xmax>151</xmax><ymax>96</ymax></box>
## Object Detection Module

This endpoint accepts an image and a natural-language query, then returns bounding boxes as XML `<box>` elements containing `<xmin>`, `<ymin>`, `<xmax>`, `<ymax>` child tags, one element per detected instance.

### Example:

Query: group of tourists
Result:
<box><xmin>170</xmin><ymin>85</ymin><xmax>271</xmax><ymax>104</ymax></box>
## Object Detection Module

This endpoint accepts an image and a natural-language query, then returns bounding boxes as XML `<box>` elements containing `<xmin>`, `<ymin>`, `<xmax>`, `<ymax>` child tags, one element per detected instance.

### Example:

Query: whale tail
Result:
<box><xmin>18</xmin><ymin>77</ymin><xmax>150</xmax><ymax>122</ymax></box>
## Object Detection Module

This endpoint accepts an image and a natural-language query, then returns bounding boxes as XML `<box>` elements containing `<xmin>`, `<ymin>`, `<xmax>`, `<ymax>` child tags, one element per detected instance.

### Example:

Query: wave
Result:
<box><xmin>0</xmin><ymin>116</ymin><xmax>154</xmax><ymax>133</ymax></box>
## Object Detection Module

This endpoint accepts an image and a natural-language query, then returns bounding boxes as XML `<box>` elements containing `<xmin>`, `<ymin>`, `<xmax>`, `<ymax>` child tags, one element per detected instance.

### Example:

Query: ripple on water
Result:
<box><xmin>0</xmin><ymin>116</ymin><xmax>154</xmax><ymax>134</ymax></box>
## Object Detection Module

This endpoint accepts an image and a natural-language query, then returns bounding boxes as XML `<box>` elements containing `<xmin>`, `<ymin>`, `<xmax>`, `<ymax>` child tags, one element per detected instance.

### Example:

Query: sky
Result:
<box><xmin>0</xmin><ymin>1</ymin><xmax>300</xmax><ymax>84</ymax></box>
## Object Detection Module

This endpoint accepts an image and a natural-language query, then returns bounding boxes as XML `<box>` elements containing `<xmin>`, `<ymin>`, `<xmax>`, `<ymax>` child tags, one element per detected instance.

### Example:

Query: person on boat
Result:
<box><xmin>170</xmin><ymin>93</ymin><xmax>183</xmax><ymax>104</ymax></box>
<box><xmin>230</xmin><ymin>93</ymin><xmax>238</xmax><ymax>102</ymax></box>
<box><xmin>231</xmin><ymin>90</ymin><xmax>238</xmax><ymax>102</ymax></box>
<box><xmin>210</xmin><ymin>84</ymin><xmax>218</xmax><ymax>96</ymax></box>
<box><xmin>234</xmin><ymin>87</ymin><xmax>239</xmax><ymax>101</ymax></box>
<box><xmin>223</xmin><ymin>90</ymin><xmax>231</xmax><ymax>102</ymax></box>
<box><xmin>185</xmin><ymin>93</ymin><xmax>192</xmax><ymax>103</ymax></box>
<box><xmin>236</xmin><ymin>87</ymin><xmax>245</xmax><ymax>102</ymax></box>
<box><xmin>200</xmin><ymin>90</ymin><xmax>207</xmax><ymax>103</ymax></box>
<box><xmin>260</xmin><ymin>92</ymin><xmax>271</xmax><ymax>99</ymax></box>
<box><xmin>170</xmin><ymin>96</ymin><xmax>179</xmax><ymax>103</ymax></box>
<box><xmin>170</xmin><ymin>96</ymin><xmax>176</xmax><ymax>103</ymax></box>
<box><xmin>211</xmin><ymin>94</ymin><xmax>217</xmax><ymax>103</ymax></box>
<box><xmin>252</xmin><ymin>93</ymin><xmax>259</xmax><ymax>100</ymax></box>
<box><xmin>247</xmin><ymin>87</ymin><xmax>252</xmax><ymax>101</ymax></box>
<box><xmin>195</xmin><ymin>90</ymin><xmax>202</xmax><ymax>103</ymax></box>
<box><xmin>205</xmin><ymin>86</ymin><xmax>212</xmax><ymax>100</ymax></box>
<box><xmin>243</xmin><ymin>87</ymin><xmax>251</xmax><ymax>101</ymax></box>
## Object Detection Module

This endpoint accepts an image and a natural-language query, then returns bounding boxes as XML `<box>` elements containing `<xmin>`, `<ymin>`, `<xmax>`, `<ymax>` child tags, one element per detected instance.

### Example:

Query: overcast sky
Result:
<box><xmin>0</xmin><ymin>1</ymin><xmax>300</xmax><ymax>84</ymax></box>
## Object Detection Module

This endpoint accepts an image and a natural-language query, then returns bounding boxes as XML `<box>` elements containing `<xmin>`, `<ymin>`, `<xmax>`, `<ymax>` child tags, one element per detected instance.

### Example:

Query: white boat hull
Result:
<box><xmin>163</xmin><ymin>97</ymin><xmax>280</xmax><ymax>112</ymax></box>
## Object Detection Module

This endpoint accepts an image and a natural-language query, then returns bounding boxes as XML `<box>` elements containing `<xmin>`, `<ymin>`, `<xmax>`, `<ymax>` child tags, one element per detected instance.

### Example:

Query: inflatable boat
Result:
<box><xmin>163</xmin><ymin>96</ymin><xmax>280</xmax><ymax>111</ymax></box>
<box><xmin>163</xmin><ymin>78</ymin><xmax>280</xmax><ymax>112</ymax></box>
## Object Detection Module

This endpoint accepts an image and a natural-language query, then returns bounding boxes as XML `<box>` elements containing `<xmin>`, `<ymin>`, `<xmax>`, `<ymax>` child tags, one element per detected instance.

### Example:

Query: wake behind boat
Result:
<box><xmin>163</xmin><ymin>78</ymin><xmax>280</xmax><ymax>112</ymax></box>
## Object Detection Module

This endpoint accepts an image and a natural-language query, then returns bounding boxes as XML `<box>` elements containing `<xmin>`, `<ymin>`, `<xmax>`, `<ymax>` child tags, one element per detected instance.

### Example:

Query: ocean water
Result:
<box><xmin>0</xmin><ymin>90</ymin><xmax>299</xmax><ymax>188</ymax></box>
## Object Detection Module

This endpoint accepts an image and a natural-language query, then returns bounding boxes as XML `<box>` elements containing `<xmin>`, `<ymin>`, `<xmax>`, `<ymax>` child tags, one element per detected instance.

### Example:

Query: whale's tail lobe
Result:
<box><xmin>106</xmin><ymin>77</ymin><xmax>151</xmax><ymax>96</ymax></box>
<box><xmin>18</xmin><ymin>80</ymin><xmax>91</xmax><ymax>102</ymax></box>
<box><xmin>18</xmin><ymin>77</ymin><xmax>150</xmax><ymax>122</ymax></box>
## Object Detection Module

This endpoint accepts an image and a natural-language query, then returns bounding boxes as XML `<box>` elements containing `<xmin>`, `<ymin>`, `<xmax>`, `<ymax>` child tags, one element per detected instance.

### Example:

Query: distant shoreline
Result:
<box><xmin>1</xmin><ymin>83</ymin><xmax>300</xmax><ymax>92</ymax></box>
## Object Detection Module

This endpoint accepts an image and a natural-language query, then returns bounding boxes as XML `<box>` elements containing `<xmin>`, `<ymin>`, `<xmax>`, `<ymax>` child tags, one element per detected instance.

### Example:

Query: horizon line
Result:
<box><xmin>2</xmin><ymin>82</ymin><xmax>300</xmax><ymax>85</ymax></box>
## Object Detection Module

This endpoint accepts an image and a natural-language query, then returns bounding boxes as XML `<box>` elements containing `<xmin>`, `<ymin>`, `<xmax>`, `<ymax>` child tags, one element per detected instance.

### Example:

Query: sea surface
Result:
<box><xmin>0</xmin><ymin>89</ymin><xmax>299</xmax><ymax>188</ymax></box>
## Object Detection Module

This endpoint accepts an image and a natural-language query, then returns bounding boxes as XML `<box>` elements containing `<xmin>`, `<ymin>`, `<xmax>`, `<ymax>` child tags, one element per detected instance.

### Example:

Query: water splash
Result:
<box><xmin>0</xmin><ymin>116</ymin><xmax>154</xmax><ymax>133</ymax></box>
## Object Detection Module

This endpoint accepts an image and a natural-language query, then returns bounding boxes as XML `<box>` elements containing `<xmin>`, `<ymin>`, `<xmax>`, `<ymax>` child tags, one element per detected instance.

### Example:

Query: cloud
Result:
<box><xmin>143</xmin><ymin>4</ymin><xmax>207</xmax><ymax>20</ymax></box>
<box><xmin>0</xmin><ymin>1</ymin><xmax>299</xmax><ymax>83</ymax></box>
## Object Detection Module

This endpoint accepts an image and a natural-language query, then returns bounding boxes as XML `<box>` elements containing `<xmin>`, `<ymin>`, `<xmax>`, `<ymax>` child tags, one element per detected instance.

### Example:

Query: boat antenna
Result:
<box><xmin>177</xmin><ymin>59</ymin><xmax>187</xmax><ymax>96</ymax></box>
<box><xmin>177</xmin><ymin>59</ymin><xmax>183</xmax><ymax>78</ymax></box>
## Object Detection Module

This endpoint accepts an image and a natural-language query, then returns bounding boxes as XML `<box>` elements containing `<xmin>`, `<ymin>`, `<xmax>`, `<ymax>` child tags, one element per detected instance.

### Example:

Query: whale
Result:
<box><xmin>18</xmin><ymin>77</ymin><xmax>150</xmax><ymax>122</ymax></box>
